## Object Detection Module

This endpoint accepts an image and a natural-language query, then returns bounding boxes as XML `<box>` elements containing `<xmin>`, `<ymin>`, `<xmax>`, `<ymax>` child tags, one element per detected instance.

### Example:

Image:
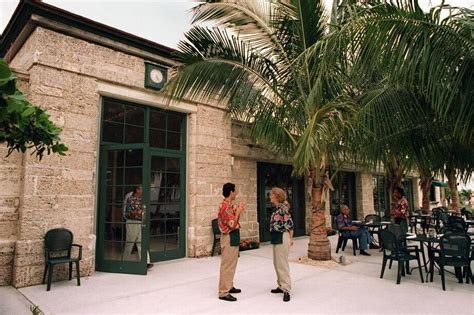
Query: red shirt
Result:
<box><xmin>218</xmin><ymin>200</ymin><xmax>240</xmax><ymax>234</ymax></box>
<box><xmin>393</xmin><ymin>197</ymin><xmax>409</xmax><ymax>219</ymax></box>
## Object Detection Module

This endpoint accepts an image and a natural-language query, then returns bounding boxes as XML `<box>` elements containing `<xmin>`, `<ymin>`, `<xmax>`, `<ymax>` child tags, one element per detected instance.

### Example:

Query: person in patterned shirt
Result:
<box><xmin>269</xmin><ymin>187</ymin><xmax>294</xmax><ymax>302</ymax></box>
<box><xmin>123</xmin><ymin>186</ymin><xmax>152</xmax><ymax>268</ymax></box>
<box><xmin>217</xmin><ymin>182</ymin><xmax>246</xmax><ymax>302</ymax></box>
<box><xmin>391</xmin><ymin>187</ymin><xmax>409</xmax><ymax>231</ymax></box>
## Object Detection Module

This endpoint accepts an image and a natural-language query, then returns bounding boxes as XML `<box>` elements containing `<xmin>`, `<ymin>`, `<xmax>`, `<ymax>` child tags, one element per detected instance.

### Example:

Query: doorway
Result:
<box><xmin>96</xmin><ymin>98</ymin><xmax>186</xmax><ymax>274</ymax></box>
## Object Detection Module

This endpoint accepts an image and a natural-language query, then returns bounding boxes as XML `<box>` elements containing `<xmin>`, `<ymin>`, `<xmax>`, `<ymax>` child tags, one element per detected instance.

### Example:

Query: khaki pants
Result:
<box><xmin>273</xmin><ymin>231</ymin><xmax>291</xmax><ymax>293</ymax></box>
<box><xmin>124</xmin><ymin>220</ymin><xmax>150</xmax><ymax>263</ymax></box>
<box><xmin>218</xmin><ymin>233</ymin><xmax>239</xmax><ymax>297</ymax></box>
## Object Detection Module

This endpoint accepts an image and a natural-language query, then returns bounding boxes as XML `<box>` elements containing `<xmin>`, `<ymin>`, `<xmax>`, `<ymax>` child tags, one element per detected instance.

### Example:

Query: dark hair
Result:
<box><xmin>133</xmin><ymin>186</ymin><xmax>142</xmax><ymax>194</ymax></box>
<box><xmin>394</xmin><ymin>187</ymin><xmax>405</xmax><ymax>196</ymax></box>
<box><xmin>222</xmin><ymin>182</ymin><xmax>235</xmax><ymax>197</ymax></box>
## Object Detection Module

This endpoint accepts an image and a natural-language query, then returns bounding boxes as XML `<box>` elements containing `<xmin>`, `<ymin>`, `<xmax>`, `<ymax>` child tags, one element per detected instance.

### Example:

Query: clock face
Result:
<box><xmin>150</xmin><ymin>69</ymin><xmax>164</xmax><ymax>84</ymax></box>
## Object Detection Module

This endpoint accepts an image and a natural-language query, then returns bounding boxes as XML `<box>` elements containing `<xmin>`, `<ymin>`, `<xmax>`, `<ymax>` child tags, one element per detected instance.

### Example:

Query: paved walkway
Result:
<box><xmin>3</xmin><ymin>236</ymin><xmax>474</xmax><ymax>314</ymax></box>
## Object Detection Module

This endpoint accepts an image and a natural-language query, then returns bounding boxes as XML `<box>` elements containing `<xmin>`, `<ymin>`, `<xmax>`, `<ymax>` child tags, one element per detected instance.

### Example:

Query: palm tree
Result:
<box><xmin>163</xmin><ymin>0</ymin><xmax>354</xmax><ymax>260</ymax></box>
<box><xmin>332</xmin><ymin>0</ymin><xmax>473</xmax><ymax>213</ymax></box>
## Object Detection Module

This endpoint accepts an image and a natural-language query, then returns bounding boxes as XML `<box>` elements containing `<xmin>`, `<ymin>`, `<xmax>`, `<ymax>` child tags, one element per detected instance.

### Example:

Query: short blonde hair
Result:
<box><xmin>271</xmin><ymin>187</ymin><xmax>287</xmax><ymax>203</ymax></box>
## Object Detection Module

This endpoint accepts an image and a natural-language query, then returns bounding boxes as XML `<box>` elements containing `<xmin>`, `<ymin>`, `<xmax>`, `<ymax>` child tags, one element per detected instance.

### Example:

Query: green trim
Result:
<box><xmin>432</xmin><ymin>180</ymin><xmax>448</xmax><ymax>187</ymax></box>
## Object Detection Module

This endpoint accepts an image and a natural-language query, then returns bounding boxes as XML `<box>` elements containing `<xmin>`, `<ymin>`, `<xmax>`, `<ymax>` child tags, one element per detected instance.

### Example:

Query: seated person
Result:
<box><xmin>336</xmin><ymin>204</ymin><xmax>377</xmax><ymax>256</ymax></box>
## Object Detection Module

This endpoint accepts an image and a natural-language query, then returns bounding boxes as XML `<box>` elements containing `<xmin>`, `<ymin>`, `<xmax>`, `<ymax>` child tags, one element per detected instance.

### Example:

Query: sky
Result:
<box><xmin>2</xmin><ymin>0</ymin><xmax>473</xmax><ymax>48</ymax></box>
<box><xmin>1</xmin><ymin>0</ymin><xmax>473</xmax><ymax>189</ymax></box>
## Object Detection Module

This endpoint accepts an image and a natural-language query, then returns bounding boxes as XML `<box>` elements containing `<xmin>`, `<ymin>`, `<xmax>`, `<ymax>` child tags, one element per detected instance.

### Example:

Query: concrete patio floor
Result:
<box><xmin>4</xmin><ymin>235</ymin><xmax>474</xmax><ymax>314</ymax></box>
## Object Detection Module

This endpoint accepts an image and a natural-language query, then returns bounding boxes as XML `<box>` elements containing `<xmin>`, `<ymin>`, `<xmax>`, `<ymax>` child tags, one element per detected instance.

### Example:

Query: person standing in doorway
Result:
<box><xmin>218</xmin><ymin>182</ymin><xmax>246</xmax><ymax>302</ymax></box>
<box><xmin>123</xmin><ymin>186</ymin><xmax>153</xmax><ymax>269</ymax></box>
<box><xmin>269</xmin><ymin>187</ymin><xmax>294</xmax><ymax>302</ymax></box>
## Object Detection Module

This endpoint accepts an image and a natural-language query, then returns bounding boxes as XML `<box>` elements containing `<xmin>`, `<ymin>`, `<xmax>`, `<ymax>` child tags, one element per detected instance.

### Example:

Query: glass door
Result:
<box><xmin>97</xmin><ymin>146</ymin><xmax>148</xmax><ymax>274</ymax></box>
<box><xmin>149</xmin><ymin>153</ymin><xmax>185</xmax><ymax>261</ymax></box>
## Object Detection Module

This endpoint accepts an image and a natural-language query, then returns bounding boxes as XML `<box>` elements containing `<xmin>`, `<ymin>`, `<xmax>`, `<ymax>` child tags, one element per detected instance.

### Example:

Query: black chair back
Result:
<box><xmin>388</xmin><ymin>224</ymin><xmax>405</xmax><ymax>240</ymax></box>
<box><xmin>380</xmin><ymin>230</ymin><xmax>399</xmax><ymax>252</ymax></box>
<box><xmin>447</xmin><ymin>216</ymin><xmax>467</xmax><ymax>232</ymax></box>
<box><xmin>212</xmin><ymin>218</ymin><xmax>220</xmax><ymax>235</ymax></box>
<box><xmin>44</xmin><ymin>228</ymin><xmax>73</xmax><ymax>259</ymax></box>
<box><xmin>440</xmin><ymin>233</ymin><xmax>471</xmax><ymax>259</ymax></box>
<box><xmin>365</xmin><ymin>214</ymin><xmax>381</xmax><ymax>223</ymax></box>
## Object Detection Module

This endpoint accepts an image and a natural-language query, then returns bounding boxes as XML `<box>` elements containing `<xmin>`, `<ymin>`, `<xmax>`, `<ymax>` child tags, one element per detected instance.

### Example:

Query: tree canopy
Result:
<box><xmin>0</xmin><ymin>58</ymin><xmax>67</xmax><ymax>159</ymax></box>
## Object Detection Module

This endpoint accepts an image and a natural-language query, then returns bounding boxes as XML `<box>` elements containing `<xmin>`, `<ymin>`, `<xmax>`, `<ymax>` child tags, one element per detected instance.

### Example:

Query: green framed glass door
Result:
<box><xmin>96</xmin><ymin>97</ymin><xmax>187</xmax><ymax>274</ymax></box>
<box><xmin>97</xmin><ymin>145</ymin><xmax>148</xmax><ymax>274</ymax></box>
<box><xmin>148</xmin><ymin>152</ymin><xmax>186</xmax><ymax>261</ymax></box>
<box><xmin>257</xmin><ymin>163</ymin><xmax>306</xmax><ymax>242</ymax></box>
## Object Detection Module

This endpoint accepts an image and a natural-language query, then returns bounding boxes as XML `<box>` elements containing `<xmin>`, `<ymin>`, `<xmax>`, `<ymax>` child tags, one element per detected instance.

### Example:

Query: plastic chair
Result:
<box><xmin>42</xmin><ymin>228</ymin><xmax>82</xmax><ymax>291</ymax></box>
<box><xmin>365</xmin><ymin>214</ymin><xmax>382</xmax><ymax>243</ymax></box>
<box><xmin>334</xmin><ymin>213</ymin><xmax>358</xmax><ymax>256</ymax></box>
<box><xmin>447</xmin><ymin>216</ymin><xmax>467</xmax><ymax>232</ymax></box>
<box><xmin>379</xmin><ymin>230</ymin><xmax>424</xmax><ymax>284</ymax></box>
<box><xmin>211</xmin><ymin>219</ymin><xmax>221</xmax><ymax>256</ymax></box>
<box><xmin>433</xmin><ymin>233</ymin><xmax>473</xmax><ymax>290</ymax></box>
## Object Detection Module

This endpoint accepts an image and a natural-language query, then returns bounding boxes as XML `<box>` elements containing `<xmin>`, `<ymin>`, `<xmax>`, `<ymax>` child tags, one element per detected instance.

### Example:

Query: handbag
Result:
<box><xmin>270</xmin><ymin>231</ymin><xmax>283</xmax><ymax>244</ymax></box>
<box><xmin>229</xmin><ymin>229</ymin><xmax>240</xmax><ymax>247</ymax></box>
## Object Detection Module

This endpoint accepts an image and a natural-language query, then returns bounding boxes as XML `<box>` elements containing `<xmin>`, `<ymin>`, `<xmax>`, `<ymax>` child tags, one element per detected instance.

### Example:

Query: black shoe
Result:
<box><xmin>147</xmin><ymin>263</ymin><xmax>154</xmax><ymax>269</ymax></box>
<box><xmin>229</xmin><ymin>287</ymin><xmax>241</xmax><ymax>294</ymax></box>
<box><xmin>359</xmin><ymin>250</ymin><xmax>371</xmax><ymax>256</ymax></box>
<box><xmin>219</xmin><ymin>294</ymin><xmax>237</xmax><ymax>302</ymax></box>
<box><xmin>271</xmin><ymin>287</ymin><xmax>284</xmax><ymax>294</ymax></box>
<box><xmin>283</xmin><ymin>292</ymin><xmax>290</xmax><ymax>302</ymax></box>
<box><xmin>369</xmin><ymin>243</ymin><xmax>380</xmax><ymax>249</ymax></box>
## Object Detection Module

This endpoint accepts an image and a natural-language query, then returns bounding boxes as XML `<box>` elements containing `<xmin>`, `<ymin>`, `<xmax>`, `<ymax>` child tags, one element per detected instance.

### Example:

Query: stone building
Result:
<box><xmin>0</xmin><ymin>0</ymin><xmax>436</xmax><ymax>288</ymax></box>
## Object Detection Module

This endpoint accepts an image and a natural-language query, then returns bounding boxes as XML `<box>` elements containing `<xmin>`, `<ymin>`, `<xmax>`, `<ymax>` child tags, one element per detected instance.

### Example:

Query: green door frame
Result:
<box><xmin>97</xmin><ymin>143</ymin><xmax>149</xmax><ymax>275</ymax></box>
<box><xmin>96</xmin><ymin>97</ymin><xmax>187</xmax><ymax>274</ymax></box>
<box><xmin>148</xmin><ymin>149</ymin><xmax>186</xmax><ymax>262</ymax></box>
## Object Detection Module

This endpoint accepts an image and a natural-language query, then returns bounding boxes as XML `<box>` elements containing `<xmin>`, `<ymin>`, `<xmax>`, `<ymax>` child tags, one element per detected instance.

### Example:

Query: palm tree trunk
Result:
<box><xmin>419</xmin><ymin>170</ymin><xmax>432</xmax><ymax>212</ymax></box>
<box><xmin>447</xmin><ymin>173</ymin><xmax>460</xmax><ymax>214</ymax></box>
<box><xmin>307</xmin><ymin>168</ymin><xmax>331</xmax><ymax>261</ymax></box>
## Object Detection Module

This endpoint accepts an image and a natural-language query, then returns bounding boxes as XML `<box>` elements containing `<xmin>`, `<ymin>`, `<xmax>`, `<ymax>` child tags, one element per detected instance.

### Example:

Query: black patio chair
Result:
<box><xmin>461</xmin><ymin>207</ymin><xmax>472</xmax><ymax>220</ymax></box>
<box><xmin>447</xmin><ymin>216</ymin><xmax>467</xmax><ymax>232</ymax></box>
<box><xmin>387</xmin><ymin>224</ymin><xmax>426</xmax><ymax>273</ymax></box>
<box><xmin>211</xmin><ymin>219</ymin><xmax>221</xmax><ymax>256</ymax></box>
<box><xmin>334</xmin><ymin>213</ymin><xmax>358</xmax><ymax>256</ymax></box>
<box><xmin>365</xmin><ymin>214</ymin><xmax>382</xmax><ymax>243</ymax></box>
<box><xmin>379</xmin><ymin>229</ymin><xmax>424</xmax><ymax>284</ymax></box>
<box><xmin>42</xmin><ymin>228</ymin><xmax>82</xmax><ymax>291</ymax></box>
<box><xmin>433</xmin><ymin>232</ymin><xmax>473</xmax><ymax>290</ymax></box>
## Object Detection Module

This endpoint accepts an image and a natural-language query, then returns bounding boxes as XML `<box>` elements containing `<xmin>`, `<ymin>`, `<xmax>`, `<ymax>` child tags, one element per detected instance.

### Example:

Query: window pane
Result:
<box><xmin>167</xmin><ymin>114</ymin><xmax>182</xmax><ymax>132</ymax></box>
<box><xmin>150</xmin><ymin>129</ymin><xmax>166</xmax><ymax>148</ymax></box>
<box><xmin>125</xmin><ymin>106</ymin><xmax>144</xmax><ymax>126</ymax></box>
<box><xmin>167</xmin><ymin>132</ymin><xmax>181</xmax><ymax>150</ymax></box>
<box><xmin>106</xmin><ymin>168</ymin><xmax>123</xmax><ymax>186</ymax></box>
<box><xmin>150</xmin><ymin>219</ymin><xmax>165</xmax><ymax>236</ymax></box>
<box><xmin>125</xmin><ymin>149</ymin><xmax>142</xmax><ymax>167</ymax></box>
<box><xmin>104</xmin><ymin>241</ymin><xmax>123</xmax><ymax>261</ymax></box>
<box><xmin>165</xmin><ymin>173</ymin><xmax>180</xmax><ymax>187</ymax></box>
<box><xmin>165</xmin><ymin>234</ymin><xmax>179</xmax><ymax>251</ymax></box>
<box><xmin>151</xmin><ymin>156</ymin><xmax>166</xmax><ymax>172</ymax></box>
<box><xmin>106</xmin><ymin>186</ymin><xmax>124</xmax><ymax>205</ymax></box>
<box><xmin>150</xmin><ymin>236</ymin><xmax>165</xmax><ymax>252</ymax></box>
<box><xmin>107</xmin><ymin>150</ymin><xmax>124</xmax><ymax>167</ymax></box>
<box><xmin>102</xmin><ymin>122</ymin><xmax>123</xmax><ymax>143</ymax></box>
<box><xmin>105</xmin><ymin>223</ymin><xmax>124</xmax><ymax>241</ymax></box>
<box><xmin>166</xmin><ymin>158</ymin><xmax>180</xmax><ymax>173</ymax></box>
<box><xmin>124</xmin><ymin>168</ymin><xmax>143</xmax><ymax>185</ymax></box>
<box><xmin>150</xmin><ymin>110</ymin><xmax>166</xmax><ymax>130</ymax></box>
<box><xmin>105</xmin><ymin>204</ymin><xmax>124</xmax><ymax>222</ymax></box>
<box><xmin>125</xmin><ymin>125</ymin><xmax>144</xmax><ymax>143</ymax></box>
<box><xmin>103</xmin><ymin>101</ymin><xmax>124</xmax><ymax>123</ymax></box>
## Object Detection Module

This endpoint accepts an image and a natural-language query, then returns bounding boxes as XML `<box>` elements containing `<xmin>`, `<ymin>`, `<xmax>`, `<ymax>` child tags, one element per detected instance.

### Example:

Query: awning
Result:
<box><xmin>432</xmin><ymin>180</ymin><xmax>448</xmax><ymax>187</ymax></box>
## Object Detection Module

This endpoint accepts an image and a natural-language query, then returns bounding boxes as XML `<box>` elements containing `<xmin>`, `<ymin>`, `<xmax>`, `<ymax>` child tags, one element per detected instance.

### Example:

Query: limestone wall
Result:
<box><xmin>0</xmin><ymin>73</ymin><xmax>29</xmax><ymax>285</ymax></box>
<box><xmin>356</xmin><ymin>172</ymin><xmax>375</xmax><ymax>219</ymax></box>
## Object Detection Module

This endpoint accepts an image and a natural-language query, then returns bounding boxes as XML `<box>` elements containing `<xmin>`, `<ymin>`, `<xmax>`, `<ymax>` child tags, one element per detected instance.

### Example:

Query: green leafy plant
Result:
<box><xmin>0</xmin><ymin>58</ymin><xmax>67</xmax><ymax>159</ymax></box>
